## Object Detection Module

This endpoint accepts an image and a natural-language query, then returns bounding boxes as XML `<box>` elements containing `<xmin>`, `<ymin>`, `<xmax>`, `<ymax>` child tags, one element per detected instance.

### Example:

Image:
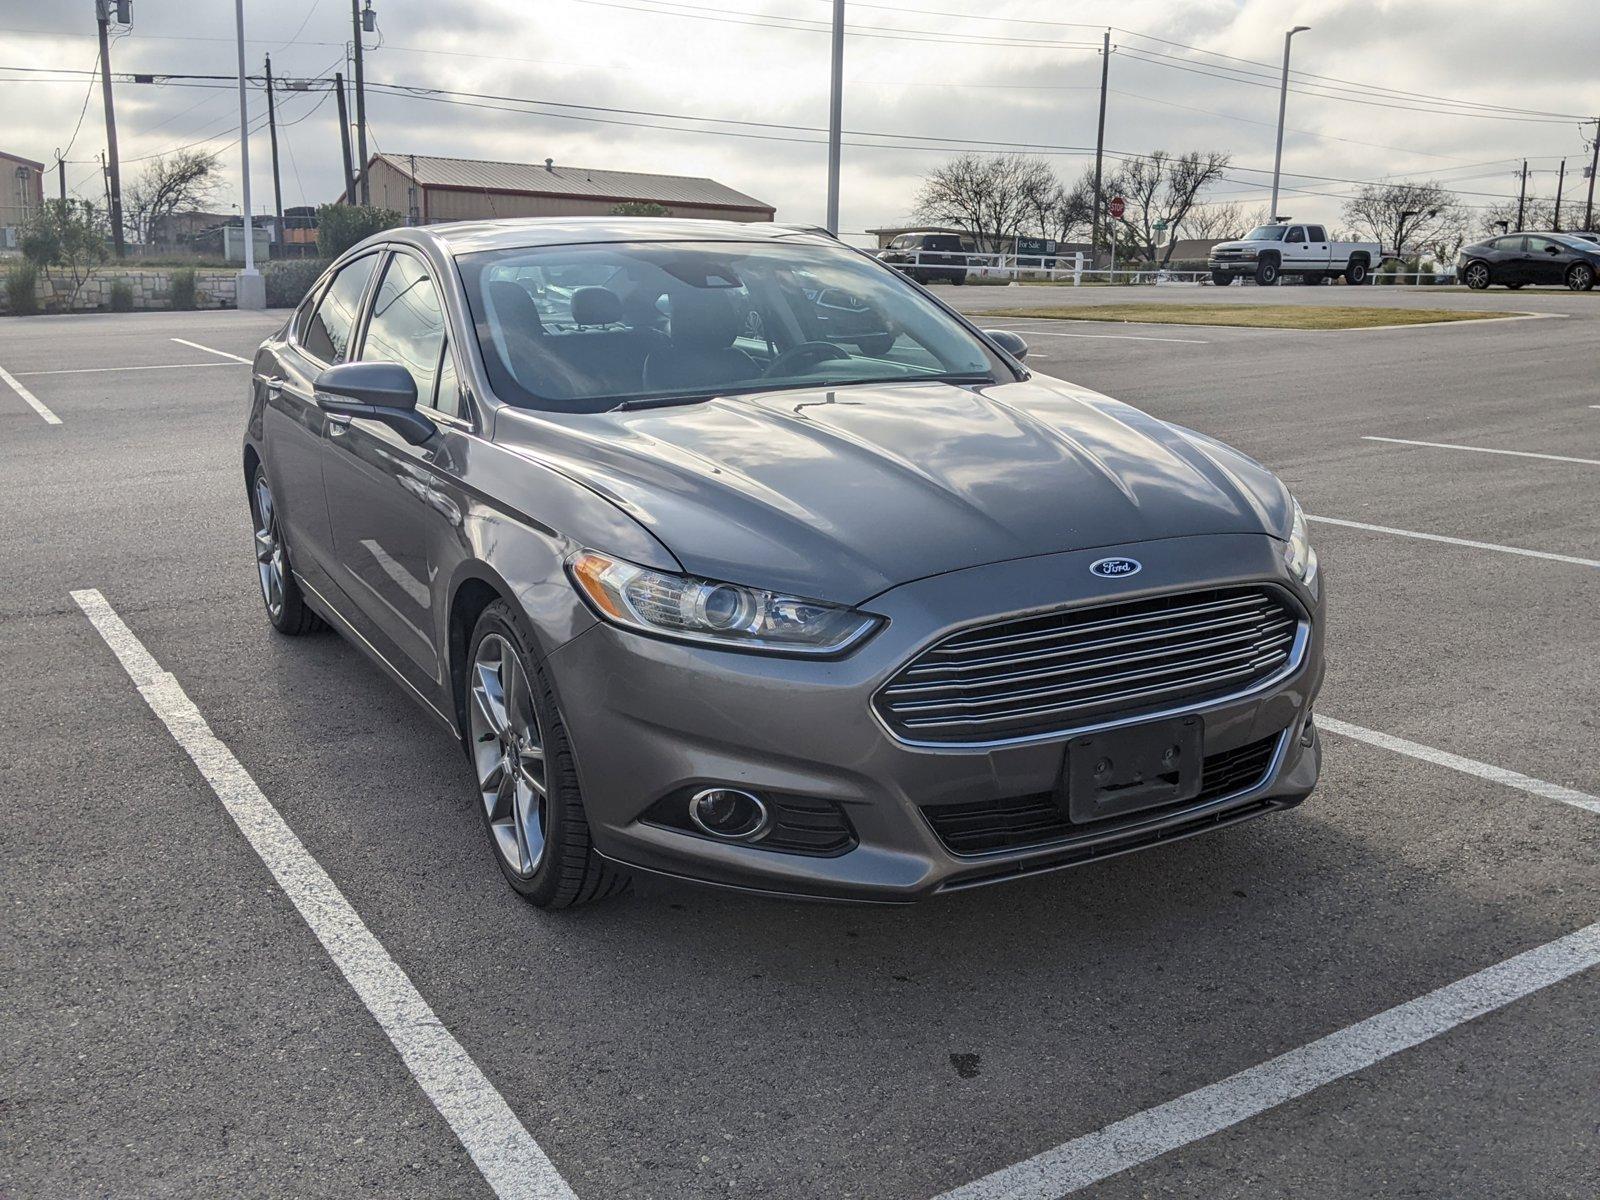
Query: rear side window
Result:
<box><xmin>303</xmin><ymin>254</ymin><xmax>378</xmax><ymax>363</ymax></box>
<box><xmin>360</xmin><ymin>253</ymin><xmax>446</xmax><ymax>407</ymax></box>
<box><xmin>923</xmin><ymin>235</ymin><xmax>963</xmax><ymax>251</ymax></box>
<box><xmin>1306</xmin><ymin>226</ymin><xmax>1327</xmax><ymax>242</ymax></box>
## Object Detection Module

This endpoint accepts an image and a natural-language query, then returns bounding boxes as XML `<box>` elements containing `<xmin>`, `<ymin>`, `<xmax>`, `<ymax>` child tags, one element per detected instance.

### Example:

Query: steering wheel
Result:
<box><xmin>764</xmin><ymin>340</ymin><xmax>851</xmax><ymax>378</ymax></box>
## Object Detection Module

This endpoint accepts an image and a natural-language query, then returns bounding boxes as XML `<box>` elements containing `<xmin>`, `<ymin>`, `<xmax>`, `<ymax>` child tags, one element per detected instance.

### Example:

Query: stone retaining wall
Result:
<box><xmin>1</xmin><ymin>267</ymin><xmax>239</xmax><ymax>314</ymax></box>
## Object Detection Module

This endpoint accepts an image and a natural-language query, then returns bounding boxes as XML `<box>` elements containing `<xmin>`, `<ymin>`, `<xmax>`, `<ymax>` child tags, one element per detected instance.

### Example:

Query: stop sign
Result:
<box><xmin>1108</xmin><ymin>196</ymin><xmax>1126</xmax><ymax>219</ymax></box>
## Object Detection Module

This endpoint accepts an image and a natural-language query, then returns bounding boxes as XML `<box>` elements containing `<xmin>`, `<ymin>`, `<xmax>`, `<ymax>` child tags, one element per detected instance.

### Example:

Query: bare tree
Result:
<box><xmin>125</xmin><ymin>151</ymin><xmax>221</xmax><ymax>246</ymax></box>
<box><xmin>1340</xmin><ymin>181</ymin><xmax>1464</xmax><ymax>258</ymax></box>
<box><xmin>1106</xmin><ymin>150</ymin><xmax>1231</xmax><ymax>265</ymax></box>
<box><xmin>915</xmin><ymin>154</ymin><xmax>1058</xmax><ymax>250</ymax></box>
<box><xmin>1478</xmin><ymin>194</ymin><xmax>1596</xmax><ymax>235</ymax></box>
<box><xmin>1179</xmin><ymin>201</ymin><xmax>1248</xmax><ymax>241</ymax></box>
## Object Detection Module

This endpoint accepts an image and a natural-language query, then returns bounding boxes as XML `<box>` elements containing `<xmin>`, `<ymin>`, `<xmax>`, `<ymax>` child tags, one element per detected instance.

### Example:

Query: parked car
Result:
<box><xmin>1457</xmin><ymin>232</ymin><xmax>1599</xmax><ymax>291</ymax></box>
<box><xmin>245</xmin><ymin>218</ymin><xmax>1324</xmax><ymax>908</ymax></box>
<box><xmin>1209</xmin><ymin>224</ymin><xmax>1383</xmax><ymax>286</ymax></box>
<box><xmin>877</xmin><ymin>231</ymin><xmax>970</xmax><ymax>285</ymax></box>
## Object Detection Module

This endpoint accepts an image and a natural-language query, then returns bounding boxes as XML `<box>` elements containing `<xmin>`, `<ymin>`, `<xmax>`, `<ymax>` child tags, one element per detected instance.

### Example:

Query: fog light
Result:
<box><xmin>688</xmin><ymin>788</ymin><xmax>769</xmax><ymax>841</ymax></box>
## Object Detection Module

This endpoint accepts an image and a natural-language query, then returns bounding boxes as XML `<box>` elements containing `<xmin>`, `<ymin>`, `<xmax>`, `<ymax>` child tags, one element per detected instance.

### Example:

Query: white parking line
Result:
<box><xmin>934</xmin><ymin>918</ymin><xmax>1600</xmax><ymax>1200</ymax></box>
<box><xmin>1363</xmin><ymin>436</ymin><xmax>1600</xmax><ymax>467</ymax></box>
<box><xmin>1319</xmin><ymin>717</ymin><xmax>1600</xmax><ymax>816</ymax></box>
<box><xmin>1306</xmin><ymin>515</ymin><xmax>1600</xmax><ymax>569</ymax></box>
<box><xmin>0</xmin><ymin>361</ymin><xmax>63</xmax><ymax>424</ymax></box>
<box><xmin>994</xmin><ymin>325</ymin><xmax>1210</xmax><ymax>345</ymax></box>
<box><xmin>16</xmin><ymin>361</ymin><xmax>244</xmax><ymax>377</ymax></box>
<box><xmin>171</xmin><ymin>336</ymin><xmax>253</xmax><ymax>364</ymax></box>
<box><xmin>71</xmin><ymin>588</ymin><xmax>576</xmax><ymax>1200</ymax></box>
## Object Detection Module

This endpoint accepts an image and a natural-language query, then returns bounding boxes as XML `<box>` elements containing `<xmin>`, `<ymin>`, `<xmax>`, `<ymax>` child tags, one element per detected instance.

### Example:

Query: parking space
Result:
<box><xmin>2</xmin><ymin>286</ymin><xmax>1596</xmax><ymax>1198</ymax></box>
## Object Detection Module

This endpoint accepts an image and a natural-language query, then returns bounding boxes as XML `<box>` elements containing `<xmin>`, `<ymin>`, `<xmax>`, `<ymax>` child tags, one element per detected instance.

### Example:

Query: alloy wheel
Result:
<box><xmin>1465</xmin><ymin>263</ymin><xmax>1489</xmax><ymax>289</ymax></box>
<box><xmin>468</xmin><ymin>633</ymin><xmax>548</xmax><ymax>878</ymax></box>
<box><xmin>253</xmin><ymin>476</ymin><xmax>287</xmax><ymax>620</ymax></box>
<box><xmin>1569</xmin><ymin>264</ymin><xmax>1594</xmax><ymax>292</ymax></box>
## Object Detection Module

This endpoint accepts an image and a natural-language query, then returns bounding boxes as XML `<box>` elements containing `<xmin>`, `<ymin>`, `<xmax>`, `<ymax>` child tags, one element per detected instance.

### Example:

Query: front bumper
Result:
<box><xmin>1209</xmin><ymin>258</ymin><xmax>1259</xmax><ymax>273</ymax></box>
<box><xmin>546</xmin><ymin>533</ymin><xmax>1325</xmax><ymax>902</ymax></box>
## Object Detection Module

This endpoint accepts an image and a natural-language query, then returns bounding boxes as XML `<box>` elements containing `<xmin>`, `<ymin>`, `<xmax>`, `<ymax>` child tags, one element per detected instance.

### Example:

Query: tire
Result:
<box><xmin>465</xmin><ymin>600</ymin><xmax>629</xmax><ymax>909</ymax></box>
<box><xmin>1254</xmin><ymin>258</ymin><xmax>1280</xmax><ymax>286</ymax></box>
<box><xmin>1210</xmin><ymin>270</ymin><xmax>1232</xmax><ymax>287</ymax></box>
<box><xmin>1345</xmin><ymin>260</ymin><xmax>1369</xmax><ymax>285</ymax></box>
<box><xmin>1463</xmin><ymin>261</ymin><xmax>1491</xmax><ymax>290</ymax></box>
<box><xmin>951</xmin><ymin>273</ymin><xmax>966</xmax><ymax>286</ymax></box>
<box><xmin>1567</xmin><ymin>262</ymin><xmax>1595</xmax><ymax>292</ymax></box>
<box><xmin>249</xmin><ymin>462</ymin><xmax>325</xmax><ymax>636</ymax></box>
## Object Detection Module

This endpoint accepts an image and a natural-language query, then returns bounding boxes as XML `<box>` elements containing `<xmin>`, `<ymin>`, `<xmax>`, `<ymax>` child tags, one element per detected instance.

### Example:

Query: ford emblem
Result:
<box><xmin>1090</xmin><ymin>557</ymin><xmax>1142</xmax><ymax>579</ymax></box>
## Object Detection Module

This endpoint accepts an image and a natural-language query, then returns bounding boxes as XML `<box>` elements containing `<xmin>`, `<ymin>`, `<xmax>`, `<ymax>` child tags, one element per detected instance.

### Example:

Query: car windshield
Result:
<box><xmin>1242</xmin><ymin>226</ymin><xmax>1287</xmax><ymax>241</ymax></box>
<box><xmin>456</xmin><ymin>239</ymin><xmax>1007</xmax><ymax>413</ymax></box>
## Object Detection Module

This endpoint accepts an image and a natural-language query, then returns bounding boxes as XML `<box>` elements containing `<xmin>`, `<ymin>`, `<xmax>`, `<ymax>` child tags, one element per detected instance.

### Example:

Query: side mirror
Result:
<box><xmin>985</xmin><ymin>329</ymin><xmax>1029</xmax><ymax>362</ymax></box>
<box><xmin>314</xmin><ymin>361</ymin><xmax>435</xmax><ymax>445</ymax></box>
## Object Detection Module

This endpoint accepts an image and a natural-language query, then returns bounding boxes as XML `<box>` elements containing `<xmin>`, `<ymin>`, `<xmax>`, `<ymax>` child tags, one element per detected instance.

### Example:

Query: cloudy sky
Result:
<box><xmin>3</xmin><ymin>0</ymin><xmax>1596</xmax><ymax>242</ymax></box>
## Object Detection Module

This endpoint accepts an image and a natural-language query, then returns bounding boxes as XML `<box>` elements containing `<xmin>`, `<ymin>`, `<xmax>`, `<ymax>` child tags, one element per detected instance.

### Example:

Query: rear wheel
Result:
<box><xmin>1463</xmin><ymin>261</ymin><xmax>1491</xmax><ymax>290</ymax></box>
<box><xmin>249</xmin><ymin>463</ymin><xmax>324</xmax><ymax>636</ymax></box>
<box><xmin>1254</xmin><ymin>259</ymin><xmax>1280</xmax><ymax>286</ymax></box>
<box><xmin>466</xmin><ymin>601</ymin><xmax>628</xmax><ymax>909</ymax></box>
<box><xmin>1345</xmin><ymin>260</ymin><xmax>1369</xmax><ymax>285</ymax></box>
<box><xmin>1567</xmin><ymin>262</ymin><xmax>1595</xmax><ymax>292</ymax></box>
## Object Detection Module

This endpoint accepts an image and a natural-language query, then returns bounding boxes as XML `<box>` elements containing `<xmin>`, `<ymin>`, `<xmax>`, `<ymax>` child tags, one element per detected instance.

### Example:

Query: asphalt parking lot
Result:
<box><xmin>2</xmin><ymin>287</ymin><xmax>1596</xmax><ymax>1199</ymax></box>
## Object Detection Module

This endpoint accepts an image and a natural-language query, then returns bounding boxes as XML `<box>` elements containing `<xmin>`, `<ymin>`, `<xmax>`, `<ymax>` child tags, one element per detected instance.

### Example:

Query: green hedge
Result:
<box><xmin>109</xmin><ymin>279</ymin><xmax>134</xmax><ymax>312</ymax></box>
<box><xmin>265</xmin><ymin>258</ymin><xmax>330</xmax><ymax>307</ymax></box>
<box><xmin>316</xmin><ymin>204</ymin><xmax>402</xmax><ymax>258</ymax></box>
<box><xmin>169</xmin><ymin>267</ymin><xmax>198</xmax><ymax>310</ymax></box>
<box><xmin>5</xmin><ymin>260</ymin><xmax>39</xmax><ymax>315</ymax></box>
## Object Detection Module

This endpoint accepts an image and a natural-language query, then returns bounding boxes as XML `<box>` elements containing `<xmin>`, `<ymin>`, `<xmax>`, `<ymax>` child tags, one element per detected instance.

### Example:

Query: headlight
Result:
<box><xmin>569</xmin><ymin>551</ymin><xmax>882</xmax><ymax>655</ymax></box>
<box><xmin>1240</xmin><ymin>247</ymin><xmax>1260</xmax><ymax>258</ymax></box>
<box><xmin>1284</xmin><ymin>499</ymin><xmax>1318</xmax><ymax>586</ymax></box>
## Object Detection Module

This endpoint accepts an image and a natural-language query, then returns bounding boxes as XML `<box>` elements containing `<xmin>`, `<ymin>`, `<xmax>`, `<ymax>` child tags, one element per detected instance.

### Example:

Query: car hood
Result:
<box><xmin>494</xmin><ymin>377</ymin><xmax>1292</xmax><ymax>605</ymax></box>
<box><xmin>1211</xmin><ymin>240</ymin><xmax>1260</xmax><ymax>254</ymax></box>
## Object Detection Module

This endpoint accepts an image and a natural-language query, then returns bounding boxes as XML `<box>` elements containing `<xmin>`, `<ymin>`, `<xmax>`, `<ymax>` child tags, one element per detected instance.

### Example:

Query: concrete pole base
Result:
<box><xmin>236</xmin><ymin>270</ymin><xmax>266</xmax><ymax>310</ymax></box>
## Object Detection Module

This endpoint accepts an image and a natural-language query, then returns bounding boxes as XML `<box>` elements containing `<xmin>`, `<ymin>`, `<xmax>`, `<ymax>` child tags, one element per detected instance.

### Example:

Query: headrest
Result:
<box><xmin>488</xmin><ymin>281</ymin><xmax>543</xmax><ymax>334</ymax></box>
<box><xmin>668</xmin><ymin>290</ymin><xmax>741</xmax><ymax>350</ymax></box>
<box><xmin>570</xmin><ymin>286</ymin><xmax>624</xmax><ymax>327</ymax></box>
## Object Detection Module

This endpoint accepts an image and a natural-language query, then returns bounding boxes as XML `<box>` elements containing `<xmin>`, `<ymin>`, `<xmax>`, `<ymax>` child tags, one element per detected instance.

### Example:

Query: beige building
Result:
<box><xmin>2</xmin><ymin>150</ymin><xmax>46</xmax><ymax>249</ymax></box>
<box><xmin>354</xmin><ymin>153</ymin><xmax>775</xmax><ymax>225</ymax></box>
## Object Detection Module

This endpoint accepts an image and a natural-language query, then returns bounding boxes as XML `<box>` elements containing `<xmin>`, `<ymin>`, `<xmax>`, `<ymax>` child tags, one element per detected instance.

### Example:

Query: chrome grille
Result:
<box><xmin>876</xmin><ymin>587</ymin><xmax>1302</xmax><ymax>744</ymax></box>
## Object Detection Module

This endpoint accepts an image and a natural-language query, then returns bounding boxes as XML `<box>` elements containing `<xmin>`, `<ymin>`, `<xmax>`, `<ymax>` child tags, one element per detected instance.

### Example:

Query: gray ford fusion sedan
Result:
<box><xmin>244</xmin><ymin>217</ymin><xmax>1324</xmax><ymax>908</ymax></box>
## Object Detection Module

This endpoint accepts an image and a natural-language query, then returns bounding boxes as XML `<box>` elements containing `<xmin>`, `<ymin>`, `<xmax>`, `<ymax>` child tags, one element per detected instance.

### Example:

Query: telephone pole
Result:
<box><xmin>95</xmin><ymin>0</ymin><xmax>127</xmax><ymax>256</ymax></box>
<box><xmin>1515</xmin><ymin>160</ymin><xmax>1528</xmax><ymax>231</ymax></box>
<box><xmin>334</xmin><ymin>72</ymin><xmax>356</xmax><ymax>204</ymax></box>
<box><xmin>1585</xmin><ymin>119</ymin><xmax>1598</xmax><ymax>230</ymax></box>
<box><xmin>1553</xmin><ymin>158</ymin><xmax>1566</xmax><ymax>231</ymax></box>
<box><xmin>55</xmin><ymin>150</ymin><xmax>66</xmax><ymax>201</ymax></box>
<box><xmin>264</xmin><ymin>55</ymin><xmax>284</xmax><ymax>250</ymax></box>
<box><xmin>233</xmin><ymin>0</ymin><xmax>264</xmax><ymax>308</ymax></box>
<box><xmin>350</xmin><ymin>0</ymin><xmax>370</xmax><ymax>203</ymax></box>
<box><xmin>824</xmin><ymin>0</ymin><xmax>844</xmax><ymax>234</ymax></box>
<box><xmin>1090</xmin><ymin>30</ymin><xmax>1110</xmax><ymax>259</ymax></box>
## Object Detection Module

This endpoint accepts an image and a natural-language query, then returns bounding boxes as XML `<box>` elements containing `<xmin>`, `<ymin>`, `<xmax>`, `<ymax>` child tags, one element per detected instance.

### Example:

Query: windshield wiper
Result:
<box><xmin>612</xmin><ymin>393</ymin><xmax>722</xmax><ymax>412</ymax></box>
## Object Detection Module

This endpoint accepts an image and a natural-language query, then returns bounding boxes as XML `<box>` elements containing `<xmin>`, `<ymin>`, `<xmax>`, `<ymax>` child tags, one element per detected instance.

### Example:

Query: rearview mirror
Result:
<box><xmin>314</xmin><ymin>362</ymin><xmax>435</xmax><ymax>445</ymax></box>
<box><xmin>985</xmin><ymin>329</ymin><xmax>1029</xmax><ymax>362</ymax></box>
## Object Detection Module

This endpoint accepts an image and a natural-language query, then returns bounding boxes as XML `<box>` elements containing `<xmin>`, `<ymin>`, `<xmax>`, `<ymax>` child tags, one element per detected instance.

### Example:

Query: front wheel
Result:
<box><xmin>1567</xmin><ymin>262</ymin><xmax>1595</xmax><ymax>292</ymax></box>
<box><xmin>465</xmin><ymin>601</ymin><xmax>628</xmax><ymax>909</ymax></box>
<box><xmin>249</xmin><ymin>463</ymin><xmax>324</xmax><ymax>635</ymax></box>
<box><xmin>1210</xmin><ymin>270</ymin><xmax>1231</xmax><ymax>286</ymax></box>
<box><xmin>1254</xmin><ymin>259</ymin><xmax>1280</xmax><ymax>286</ymax></box>
<box><xmin>1463</xmin><ymin>261</ymin><xmax>1491</xmax><ymax>290</ymax></box>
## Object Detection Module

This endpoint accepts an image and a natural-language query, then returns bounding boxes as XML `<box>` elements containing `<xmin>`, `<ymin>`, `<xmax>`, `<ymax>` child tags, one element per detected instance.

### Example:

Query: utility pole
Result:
<box><xmin>1090</xmin><ymin>29</ymin><xmax>1110</xmax><ymax>260</ymax></box>
<box><xmin>265</xmin><ymin>55</ymin><xmax>284</xmax><ymax>251</ymax></box>
<box><xmin>1269</xmin><ymin>25</ymin><xmax>1310</xmax><ymax>222</ymax></box>
<box><xmin>1515</xmin><ymin>160</ymin><xmax>1528</xmax><ymax>231</ymax></box>
<box><xmin>95</xmin><ymin>0</ymin><xmax>127</xmax><ymax>256</ymax></box>
<box><xmin>334</xmin><ymin>72</ymin><xmax>356</xmax><ymax>204</ymax></box>
<box><xmin>350</xmin><ymin>0</ymin><xmax>370</xmax><ymax>204</ymax></box>
<box><xmin>1552</xmin><ymin>157</ymin><xmax>1566</xmax><ymax>231</ymax></box>
<box><xmin>233</xmin><ymin>0</ymin><xmax>264</xmax><ymax>308</ymax></box>
<box><xmin>1585</xmin><ymin>119</ymin><xmax>1598</xmax><ymax>230</ymax></box>
<box><xmin>55</xmin><ymin>150</ymin><xmax>66</xmax><ymax>201</ymax></box>
<box><xmin>824</xmin><ymin>0</ymin><xmax>844</xmax><ymax>234</ymax></box>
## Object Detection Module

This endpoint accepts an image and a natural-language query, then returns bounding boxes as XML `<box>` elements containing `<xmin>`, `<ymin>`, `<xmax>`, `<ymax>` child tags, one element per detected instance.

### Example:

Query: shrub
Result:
<box><xmin>265</xmin><ymin>258</ymin><xmax>330</xmax><ymax>308</ymax></box>
<box><xmin>316</xmin><ymin>203</ymin><xmax>402</xmax><ymax>258</ymax></box>
<box><xmin>610</xmin><ymin>201</ymin><xmax>670</xmax><ymax>217</ymax></box>
<box><xmin>5</xmin><ymin>260</ymin><xmax>39</xmax><ymax>315</ymax></box>
<box><xmin>169</xmin><ymin>267</ymin><xmax>198</xmax><ymax>310</ymax></box>
<box><xmin>109</xmin><ymin>279</ymin><xmax>134</xmax><ymax>312</ymax></box>
<box><xmin>1376</xmin><ymin>260</ymin><xmax>1401</xmax><ymax>285</ymax></box>
<box><xmin>21</xmin><ymin>199</ymin><xmax>107</xmax><ymax>308</ymax></box>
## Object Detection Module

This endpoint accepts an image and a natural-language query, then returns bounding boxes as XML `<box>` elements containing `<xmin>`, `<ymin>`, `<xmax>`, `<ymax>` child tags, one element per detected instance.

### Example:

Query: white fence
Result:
<box><xmin>893</xmin><ymin>250</ymin><xmax>1457</xmax><ymax>287</ymax></box>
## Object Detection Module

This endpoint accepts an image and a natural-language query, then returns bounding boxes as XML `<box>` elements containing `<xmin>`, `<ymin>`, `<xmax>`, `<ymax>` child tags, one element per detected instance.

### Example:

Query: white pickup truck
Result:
<box><xmin>1208</xmin><ymin>223</ymin><xmax>1386</xmax><ymax>286</ymax></box>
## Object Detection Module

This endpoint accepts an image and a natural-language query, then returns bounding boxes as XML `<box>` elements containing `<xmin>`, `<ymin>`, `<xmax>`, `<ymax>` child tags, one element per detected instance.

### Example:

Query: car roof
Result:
<box><xmin>381</xmin><ymin>217</ymin><xmax>835</xmax><ymax>256</ymax></box>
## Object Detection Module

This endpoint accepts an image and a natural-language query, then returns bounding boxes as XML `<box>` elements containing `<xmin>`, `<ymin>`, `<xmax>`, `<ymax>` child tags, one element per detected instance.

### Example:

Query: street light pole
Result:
<box><xmin>824</xmin><ymin>0</ymin><xmax>844</xmax><ymax>234</ymax></box>
<box><xmin>1269</xmin><ymin>25</ymin><xmax>1310</xmax><ymax>223</ymax></box>
<box><xmin>233</xmin><ymin>0</ymin><xmax>264</xmax><ymax>308</ymax></box>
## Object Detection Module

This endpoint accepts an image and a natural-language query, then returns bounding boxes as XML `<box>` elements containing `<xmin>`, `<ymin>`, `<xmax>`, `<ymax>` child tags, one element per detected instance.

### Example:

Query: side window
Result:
<box><xmin>1526</xmin><ymin>236</ymin><xmax>1557</xmax><ymax>254</ymax></box>
<box><xmin>1307</xmin><ymin>226</ymin><xmax>1327</xmax><ymax>243</ymax></box>
<box><xmin>1285</xmin><ymin>226</ymin><xmax>1306</xmax><ymax>244</ymax></box>
<box><xmin>360</xmin><ymin>253</ymin><xmax>446</xmax><ymax>407</ymax></box>
<box><xmin>302</xmin><ymin>254</ymin><xmax>377</xmax><ymax>364</ymax></box>
<box><xmin>433</xmin><ymin>338</ymin><xmax>462</xmax><ymax>418</ymax></box>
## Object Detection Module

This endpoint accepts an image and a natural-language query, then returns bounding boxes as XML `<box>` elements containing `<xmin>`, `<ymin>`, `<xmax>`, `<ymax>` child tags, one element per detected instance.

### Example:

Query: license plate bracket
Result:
<box><xmin>1062</xmin><ymin>716</ymin><xmax>1204</xmax><ymax>824</ymax></box>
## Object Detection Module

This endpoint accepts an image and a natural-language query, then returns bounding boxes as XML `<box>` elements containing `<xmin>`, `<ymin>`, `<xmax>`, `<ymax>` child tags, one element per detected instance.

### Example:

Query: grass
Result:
<box><xmin>982</xmin><ymin>303</ymin><xmax>1525</xmax><ymax>330</ymax></box>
